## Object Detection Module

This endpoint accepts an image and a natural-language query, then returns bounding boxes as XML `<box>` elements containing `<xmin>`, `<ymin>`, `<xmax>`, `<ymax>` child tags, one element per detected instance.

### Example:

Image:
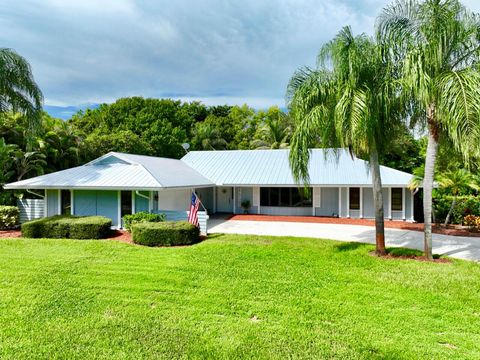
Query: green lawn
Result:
<box><xmin>0</xmin><ymin>235</ymin><xmax>479</xmax><ymax>359</ymax></box>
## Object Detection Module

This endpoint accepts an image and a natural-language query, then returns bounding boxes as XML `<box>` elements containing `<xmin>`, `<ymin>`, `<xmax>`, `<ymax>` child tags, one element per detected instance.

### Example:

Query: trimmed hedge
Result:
<box><xmin>0</xmin><ymin>206</ymin><xmax>20</xmax><ymax>230</ymax></box>
<box><xmin>21</xmin><ymin>215</ymin><xmax>112</xmax><ymax>239</ymax></box>
<box><xmin>122</xmin><ymin>211</ymin><xmax>166</xmax><ymax>232</ymax></box>
<box><xmin>132</xmin><ymin>221</ymin><xmax>200</xmax><ymax>247</ymax></box>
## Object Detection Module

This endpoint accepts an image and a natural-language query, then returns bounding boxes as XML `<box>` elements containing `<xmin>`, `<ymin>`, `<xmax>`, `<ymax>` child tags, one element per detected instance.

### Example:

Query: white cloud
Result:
<box><xmin>2</xmin><ymin>0</ymin><xmax>479</xmax><ymax>109</ymax></box>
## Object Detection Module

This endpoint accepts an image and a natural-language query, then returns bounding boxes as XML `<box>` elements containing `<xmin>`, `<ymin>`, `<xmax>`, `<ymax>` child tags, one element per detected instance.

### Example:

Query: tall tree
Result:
<box><xmin>377</xmin><ymin>0</ymin><xmax>480</xmax><ymax>259</ymax></box>
<box><xmin>288</xmin><ymin>27</ymin><xmax>401</xmax><ymax>255</ymax></box>
<box><xmin>0</xmin><ymin>48</ymin><xmax>43</xmax><ymax>148</ymax></box>
<box><xmin>251</xmin><ymin>111</ymin><xmax>292</xmax><ymax>149</ymax></box>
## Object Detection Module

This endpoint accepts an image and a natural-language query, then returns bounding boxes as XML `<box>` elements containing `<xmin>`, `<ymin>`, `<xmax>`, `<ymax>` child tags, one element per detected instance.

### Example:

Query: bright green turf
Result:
<box><xmin>0</xmin><ymin>234</ymin><xmax>479</xmax><ymax>359</ymax></box>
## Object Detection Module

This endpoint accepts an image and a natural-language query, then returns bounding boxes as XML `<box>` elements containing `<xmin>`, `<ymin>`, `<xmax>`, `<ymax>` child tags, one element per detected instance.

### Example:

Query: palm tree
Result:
<box><xmin>12</xmin><ymin>150</ymin><xmax>47</xmax><ymax>181</ymax></box>
<box><xmin>438</xmin><ymin>169</ymin><xmax>478</xmax><ymax>225</ymax></box>
<box><xmin>192</xmin><ymin>122</ymin><xmax>227</xmax><ymax>150</ymax></box>
<box><xmin>251</xmin><ymin>113</ymin><xmax>292</xmax><ymax>149</ymax></box>
<box><xmin>377</xmin><ymin>0</ymin><xmax>480</xmax><ymax>259</ymax></box>
<box><xmin>0</xmin><ymin>48</ymin><xmax>43</xmax><ymax>148</ymax></box>
<box><xmin>0</xmin><ymin>137</ymin><xmax>16</xmax><ymax>185</ymax></box>
<box><xmin>288</xmin><ymin>27</ymin><xmax>401</xmax><ymax>255</ymax></box>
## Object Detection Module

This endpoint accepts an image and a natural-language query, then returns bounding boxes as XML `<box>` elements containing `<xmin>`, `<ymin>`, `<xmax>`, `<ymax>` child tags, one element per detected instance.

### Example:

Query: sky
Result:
<box><xmin>2</xmin><ymin>0</ymin><xmax>480</xmax><ymax>119</ymax></box>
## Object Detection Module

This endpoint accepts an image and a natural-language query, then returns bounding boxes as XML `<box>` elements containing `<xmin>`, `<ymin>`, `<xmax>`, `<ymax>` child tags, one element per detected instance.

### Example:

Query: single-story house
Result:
<box><xmin>4</xmin><ymin>149</ymin><xmax>417</xmax><ymax>232</ymax></box>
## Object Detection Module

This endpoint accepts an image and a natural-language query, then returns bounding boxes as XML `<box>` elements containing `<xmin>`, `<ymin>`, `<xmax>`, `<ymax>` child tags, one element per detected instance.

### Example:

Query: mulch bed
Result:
<box><xmin>0</xmin><ymin>230</ymin><xmax>21</xmax><ymax>238</ymax></box>
<box><xmin>108</xmin><ymin>230</ymin><xmax>133</xmax><ymax>243</ymax></box>
<box><xmin>229</xmin><ymin>214</ymin><xmax>480</xmax><ymax>237</ymax></box>
<box><xmin>369</xmin><ymin>251</ymin><xmax>452</xmax><ymax>263</ymax></box>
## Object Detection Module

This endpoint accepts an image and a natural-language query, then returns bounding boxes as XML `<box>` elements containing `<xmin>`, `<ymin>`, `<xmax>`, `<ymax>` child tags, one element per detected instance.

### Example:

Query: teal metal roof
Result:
<box><xmin>4</xmin><ymin>152</ymin><xmax>213</xmax><ymax>190</ymax></box>
<box><xmin>181</xmin><ymin>149</ymin><xmax>414</xmax><ymax>186</ymax></box>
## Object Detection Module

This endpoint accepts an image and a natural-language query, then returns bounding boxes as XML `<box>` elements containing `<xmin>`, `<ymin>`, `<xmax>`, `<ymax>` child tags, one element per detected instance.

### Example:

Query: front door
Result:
<box><xmin>216</xmin><ymin>187</ymin><xmax>232</xmax><ymax>213</ymax></box>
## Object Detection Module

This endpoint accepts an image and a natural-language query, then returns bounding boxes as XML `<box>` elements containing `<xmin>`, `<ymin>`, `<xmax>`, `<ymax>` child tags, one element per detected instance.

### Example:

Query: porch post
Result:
<box><xmin>388</xmin><ymin>187</ymin><xmax>392</xmax><ymax>220</ymax></box>
<box><xmin>71</xmin><ymin>190</ymin><xmax>75</xmax><ymax>215</ymax></box>
<box><xmin>213</xmin><ymin>187</ymin><xmax>217</xmax><ymax>214</ymax></box>
<box><xmin>402</xmin><ymin>187</ymin><xmax>406</xmax><ymax>220</ymax></box>
<box><xmin>346</xmin><ymin>187</ymin><xmax>350</xmax><ymax>218</ymax></box>
<box><xmin>233</xmin><ymin>186</ymin><xmax>236</xmax><ymax>214</ymax></box>
<box><xmin>57</xmin><ymin>189</ymin><xmax>61</xmax><ymax>215</ymax></box>
<box><xmin>117</xmin><ymin>190</ymin><xmax>122</xmax><ymax>228</ymax></box>
<box><xmin>338</xmin><ymin>187</ymin><xmax>342</xmax><ymax>218</ymax></box>
<box><xmin>360</xmin><ymin>187</ymin><xmax>363</xmax><ymax>218</ymax></box>
<box><xmin>410</xmin><ymin>189</ymin><xmax>415</xmax><ymax>222</ymax></box>
<box><xmin>132</xmin><ymin>191</ymin><xmax>136</xmax><ymax>214</ymax></box>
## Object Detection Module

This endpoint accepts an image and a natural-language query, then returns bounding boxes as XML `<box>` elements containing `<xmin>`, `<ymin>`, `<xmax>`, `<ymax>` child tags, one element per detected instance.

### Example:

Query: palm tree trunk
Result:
<box><xmin>444</xmin><ymin>196</ymin><xmax>456</xmax><ymax>226</ymax></box>
<box><xmin>370</xmin><ymin>150</ymin><xmax>385</xmax><ymax>255</ymax></box>
<box><xmin>424</xmin><ymin>105</ymin><xmax>439</xmax><ymax>260</ymax></box>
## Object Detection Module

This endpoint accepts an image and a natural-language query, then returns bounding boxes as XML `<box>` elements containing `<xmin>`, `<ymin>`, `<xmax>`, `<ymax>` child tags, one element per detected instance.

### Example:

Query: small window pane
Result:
<box><xmin>269</xmin><ymin>188</ymin><xmax>279</xmax><ymax>206</ymax></box>
<box><xmin>260</xmin><ymin>188</ymin><xmax>269</xmax><ymax>206</ymax></box>
<box><xmin>61</xmin><ymin>190</ymin><xmax>71</xmax><ymax>215</ymax></box>
<box><xmin>121</xmin><ymin>191</ymin><xmax>132</xmax><ymax>217</ymax></box>
<box><xmin>391</xmin><ymin>188</ymin><xmax>403</xmax><ymax>211</ymax></box>
<box><xmin>280</xmin><ymin>187</ymin><xmax>290</xmax><ymax>206</ymax></box>
<box><xmin>349</xmin><ymin>188</ymin><xmax>360</xmax><ymax>210</ymax></box>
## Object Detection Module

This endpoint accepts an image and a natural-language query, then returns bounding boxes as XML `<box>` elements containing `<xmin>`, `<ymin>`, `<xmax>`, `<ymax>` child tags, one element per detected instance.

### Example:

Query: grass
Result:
<box><xmin>0</xmin><ymin>234</ymin><xmax>479</xmax><ymax>359</ymax></box>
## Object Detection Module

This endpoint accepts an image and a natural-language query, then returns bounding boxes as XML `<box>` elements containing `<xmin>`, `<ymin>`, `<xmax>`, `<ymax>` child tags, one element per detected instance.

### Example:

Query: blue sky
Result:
<box><xmin>2</xmin><ymin>0</ymin><xmax>480</xmax><ymax>119</ymax></box>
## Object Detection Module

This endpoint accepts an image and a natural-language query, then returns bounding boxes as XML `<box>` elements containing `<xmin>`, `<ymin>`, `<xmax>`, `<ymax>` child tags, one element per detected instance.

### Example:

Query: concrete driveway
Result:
<box><xmin>208</xmin><ymin>218</ymin><xmax>480</xmax><ymax>262</ymax></box>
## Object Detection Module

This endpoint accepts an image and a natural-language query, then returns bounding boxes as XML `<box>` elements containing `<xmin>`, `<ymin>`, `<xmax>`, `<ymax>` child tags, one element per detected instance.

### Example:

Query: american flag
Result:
<box><xmin>188</xmin><ymin>192</ymin><xmax>200</xmax><ymax>227</ymax></box>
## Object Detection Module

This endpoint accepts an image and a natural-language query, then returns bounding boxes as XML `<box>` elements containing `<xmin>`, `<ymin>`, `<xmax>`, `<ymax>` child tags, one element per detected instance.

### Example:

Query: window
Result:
<box><xmin>391</xmin><ymin>188</ymin><xmax>403</xmax><ymax>211</ymax></box>
<box><xmin>61</xmin><ymin>190</ymin><xmax>71</xmax><ymax>215</ymax></box>
<box><xmin>349</xmin><ymin>187</ymin><xmax>360</xmax><ymax>210</ymax></box>
<box><xmin>260</xmin><ymin>187</ymin><xmax>312</xmax><ymax>207</ymax></box>
<box><xmin>121</xmin><ymin>191</ymin><xmax>132</xmax><ymax>217</ymax></box>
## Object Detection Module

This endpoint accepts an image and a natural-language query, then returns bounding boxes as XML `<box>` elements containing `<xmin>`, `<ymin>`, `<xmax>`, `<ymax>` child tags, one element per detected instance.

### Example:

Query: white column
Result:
<box><xmin>402</xmin><ymin>187</ymin><xmax>406</xmax><ymax>220</ymax></box>
<box><xmin>232</xmin><ymin>186</ymin><xmax>236</xmax><ymax>214</ymax></box>
<box><xmin>338</xmin><ymin>187</ymin><xmax>342</xmax><ymax>217</ymax></box>
<box><xmin>132</xmin><ymin>191</ymin><xmax>136</xmax><ymax>214</ymax></box>
<box><xmin>57</xmin><ymin>189</ymin><xmax>61</xmax><ymax>215</ymax></box>
<box><xmin>117</xmin><ymin>190</ymin><xmax>122</xmax><ymax>228</ymax></box>
<box><xmin>346</xmin><ymin>187</ymin><xmax>350</xmax><ymax>218</ymax></box>
<box><xmin>360</xmin><ymin>187</ymin><xmax>363</xmax><ymax>218</ymax></box>
<box><xmin>410</xmin><ymin>189</ymin><xmax>415</xmax><ymax>222</ymax></box>
<box><xmin>213</xmin><ymin>187</ymin><xmax>217</xmax><ymax>213</ymax></box>
<box><xmin>71</xmin><ymin>190</ymin><xmax>75</xmax><ymax>215</ymax></box>
<box><xmin>44</xmin><ymin>189</ymin><xmax>47</xmax><ymax>217</ymax></box>
<box><xmin>388</xmin><ymin>187</ymin><xmax>392</xmax><ymax>220</ymax></box>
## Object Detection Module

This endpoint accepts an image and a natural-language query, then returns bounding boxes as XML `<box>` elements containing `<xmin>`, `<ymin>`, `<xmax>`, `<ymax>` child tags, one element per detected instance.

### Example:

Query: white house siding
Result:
<box><xmin>157</xmin><ymin>188</ymin><xmax>191</xmax><ymax>211</ymax></box>
<box><xmin>315</xmin><ymin>187</ymin><xmax>339</xmax><ymax>216</ymax></box>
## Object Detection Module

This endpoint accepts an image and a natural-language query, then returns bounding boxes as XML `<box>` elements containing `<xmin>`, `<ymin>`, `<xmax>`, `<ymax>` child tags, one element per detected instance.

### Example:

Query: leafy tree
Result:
<box><xmin>192</xmin><ymin>122</ymin><xmax>227</xmax><ymax>150</ymax></box>
<box><xmin>79</xmin><ymin>130</ymin><xmax>154</xmax><ymax>162</ymax></box>
<box><xmin>437</xmin><ymin>169</ymin><xmax>478</xmax><ymax>225</ymax></box>
<box><xmin>288</xmin><ymin>27</ymin><xmax>402</xmax><ymax>255</ymax></box>
<box><xmin>251</xmin><ymin>108</ymin><xmax>292</xmax><ymax>149</ymax></box>
<box><xmin>11</xmin><ymin>150</ymin><xmax>46</xmax><ymax>181</ymax></box>
<box><xmin>0</xmin><ymin>48</ymin><xmax>43</xmax><ymax>148</ymax></box>
<box><xmin>378</xmin><ymin>0</ymin><xmax>480</xmax><ymax>259</ymax></box>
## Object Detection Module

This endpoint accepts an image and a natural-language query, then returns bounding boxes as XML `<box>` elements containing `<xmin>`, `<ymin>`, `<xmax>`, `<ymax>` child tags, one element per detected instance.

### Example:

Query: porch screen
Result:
<box><xmin>260</xmin><ymin>187</ymin><xmax>312</xmax><ymax>207</ymax></box>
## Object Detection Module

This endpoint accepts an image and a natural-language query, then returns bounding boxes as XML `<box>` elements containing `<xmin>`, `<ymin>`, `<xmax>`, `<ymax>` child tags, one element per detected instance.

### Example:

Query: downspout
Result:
<box><xmin>26</xmin><ymin>189</ymin><xmax>45</xmax><ymax>198</ymax></box>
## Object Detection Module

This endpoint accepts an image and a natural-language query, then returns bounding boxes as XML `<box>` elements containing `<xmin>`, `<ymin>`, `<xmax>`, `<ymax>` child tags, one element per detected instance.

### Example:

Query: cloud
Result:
<box><xmin>1</xmin><ymin>0</ymin><xmax>479</xmax><ymax>111</ymax></box>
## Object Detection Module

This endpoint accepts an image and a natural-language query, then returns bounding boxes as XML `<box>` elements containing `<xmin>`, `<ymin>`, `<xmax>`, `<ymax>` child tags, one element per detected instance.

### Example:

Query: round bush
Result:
<box><xmin>0</xmin><ymin>206</ymin><xmax>20</xmax><ymax>230</ymax></box>
<box><xmin>132</xmin><ymin>221</ymin><xmax>200</xmax><ymax>247</ymax></box>
<box><xmin>122</xmin><ymin>211</ymin><xmax>165</xmax><ymax>232</ymax></box>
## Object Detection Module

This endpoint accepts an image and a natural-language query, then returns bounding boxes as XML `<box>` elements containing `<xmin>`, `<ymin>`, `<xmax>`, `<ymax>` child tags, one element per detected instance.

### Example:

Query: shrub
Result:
<box><xmin>434</xmin><ymin>195</ymin><xmax>480</xmax><ymax>224</ymax></box>
<box><xmin>0</xmin><ymin>206</ymin><xmax>20</xmax><ymax>230</ymax></box>
<box><xmin>21</xmin><ymin>215</ymin><xmax>112</xmax><ymax>239</ymax></box>
<box><xmin>463</xmin><ymin>214</ymin><xmax>480</xmax><ymax>230</ymax></box>
<box><xmin>132</xmin><ymin>221</ymin><xmax>199</xmax><ymax>247</ymax></box>
<box><xmin>122</xmin><ymin>211</ymin><xmax>165</xmax><ymax>232</ymax></box>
